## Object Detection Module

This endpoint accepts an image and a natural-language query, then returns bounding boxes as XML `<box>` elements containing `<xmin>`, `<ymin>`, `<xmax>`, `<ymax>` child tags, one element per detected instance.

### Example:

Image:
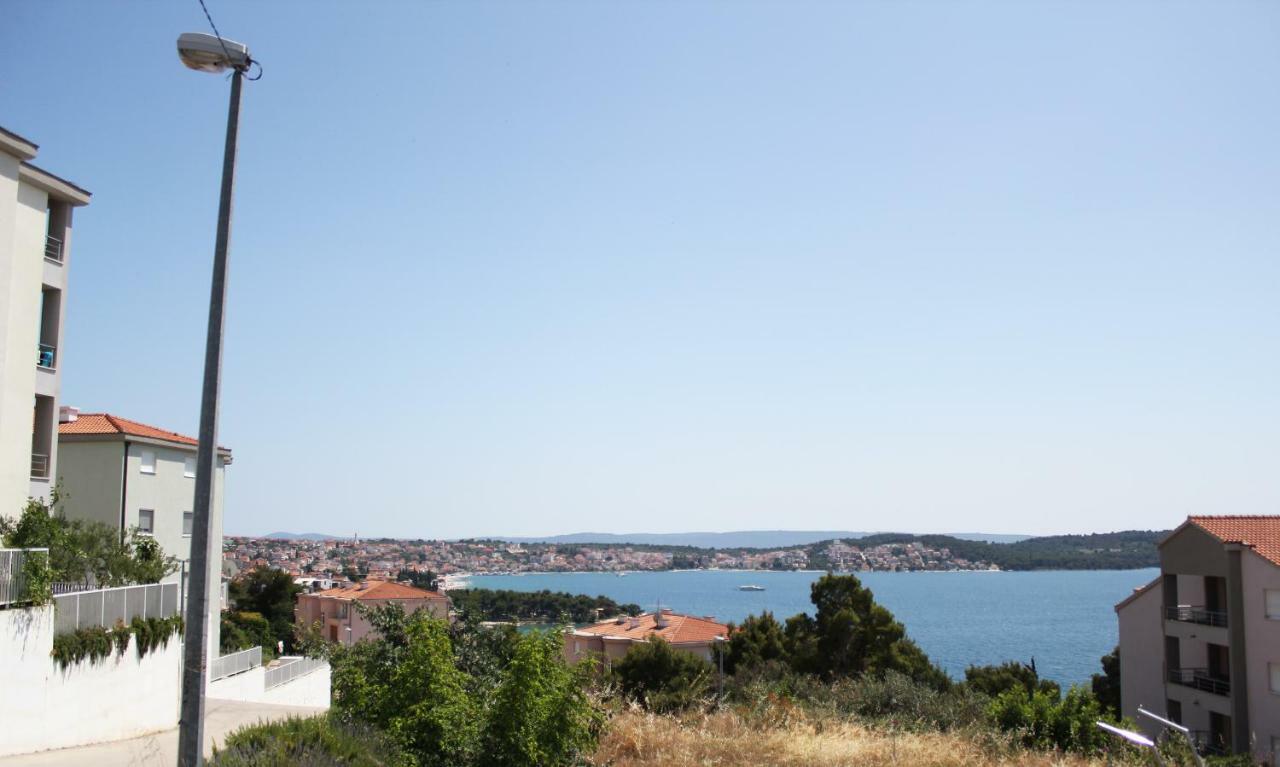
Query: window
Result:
<box><xmin>184</xmin><ymin>456</ymin><xmax>196</xmax><ymax>478</ymax></box>
<box><xmin>138</xmin><ymin>509</ymin><xmax>154</xmax><ymax>535</ymax></box>
<box><xmin>1271</xmin><ymin>663</ymin><xmax>1280</xmax><ymax>695</ymax></box>
<box><xmin>1166</xmin><ymin>699</ymin><xmax>1182</xmax><ymax>725</ymax></box>
<box><xmin>183</xmin><ymin>511</ymin><xmax>193</xmax><ymax>537</ymax></box>
<box><xmin>1266</xmin><ymin>590</ymin><xmax>1280</xmax><ymax>620</ymax></box>
<box><xmin>140</xmin><ymin>449</ymin><xmax>156</xmax><ymax>474</ymax></box>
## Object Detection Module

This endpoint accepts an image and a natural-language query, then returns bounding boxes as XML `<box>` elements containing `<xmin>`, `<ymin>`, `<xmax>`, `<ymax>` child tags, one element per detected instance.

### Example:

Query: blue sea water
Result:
<box><xmin>464</xmin><ymin>568</ymin><xmax>1159</xmax><ymax>687</ymax></box>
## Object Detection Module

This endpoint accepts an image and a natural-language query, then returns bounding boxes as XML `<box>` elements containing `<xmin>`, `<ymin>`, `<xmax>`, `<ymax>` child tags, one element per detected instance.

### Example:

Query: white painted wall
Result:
<box><xmin>1242</xmin><ymin>549</ymin><xmax>1280</xmax><ymax>762</ymax></box>
<box><xmin>1117</xmin><ymin>578</ymin><xmax>1165</xmax><ymax>738</ymax></box>
<box><xmin>0</xmin><ymin>604</ymin><xmax>182</xmax><ymax>757</ymax></box>
<box><xmin>207</xmin><ymin>662</ymin><xmax>331</xmax><ymax>708</ymax></box>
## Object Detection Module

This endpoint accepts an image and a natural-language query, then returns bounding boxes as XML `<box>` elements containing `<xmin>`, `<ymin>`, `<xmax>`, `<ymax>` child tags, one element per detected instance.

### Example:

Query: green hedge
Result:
<box><xmin>51</xmin><ymin>615</ymin><xmax>183</xmax><ymax>669</ymax></box>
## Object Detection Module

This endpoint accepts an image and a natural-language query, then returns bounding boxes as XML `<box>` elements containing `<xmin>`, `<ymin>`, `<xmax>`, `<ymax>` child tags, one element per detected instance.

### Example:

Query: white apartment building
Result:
<box><xmin>1115</xmin><ymin>516</ymin><xmax>1280</xmax><ymax>764</ymax></box>
<box><xmin>0</xmin><ymin>126</ymin><xmax>90</xmax><ymax>517</ymax></box>
<box><xmin>57</xmin><ymin>411</ymin><xmax>231</xmax><ymax>652</ymax></box>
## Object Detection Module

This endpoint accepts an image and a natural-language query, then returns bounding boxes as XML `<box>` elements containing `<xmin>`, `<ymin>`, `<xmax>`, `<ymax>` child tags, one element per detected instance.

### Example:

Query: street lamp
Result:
<box><xmin>175</xmin><ymin>30</ymin><xmax>253</xmax><ymax>767</ymax></box>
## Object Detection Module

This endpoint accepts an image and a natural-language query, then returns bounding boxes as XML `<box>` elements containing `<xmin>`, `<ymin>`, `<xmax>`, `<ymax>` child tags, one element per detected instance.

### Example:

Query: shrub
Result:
<box><xmin>987</xmin><ymin>684</ymin><xmax>1112</xmax><ymax>754</ymax></box>
<box><xmin>830</xmin><ymin>670</ymin><xmax>989</xmax><ymax>732</ymax></box>
<box><xmin>722</xmin><ymin>612</ymin><xmax>788</xmax><ymax>675</ymax></box>
<box><xmin>964</xmin><ymin>660</ymin><xmax>1061</xmax><ymax>699</ymax></box>
<box><xmin>211</xmin><ymin>714</ymin><xmax>413</xmax><ymax>766</ymax></box>
<box><xmin>50</xmin><ymin>614</ymin><xmax>182</xmax><ymax>668</ymax></box>
<box><xmin>612</xmin><ymin>635</ymin><xmax>716</xmax><ymax>712</ymax></box>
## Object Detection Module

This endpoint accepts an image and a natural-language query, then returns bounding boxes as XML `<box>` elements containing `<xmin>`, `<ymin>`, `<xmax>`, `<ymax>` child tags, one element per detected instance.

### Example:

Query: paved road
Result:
<box><xmin>0</xmin><ymin>699</ymin><xmax>326</xmax><ymax>766</ymax></box>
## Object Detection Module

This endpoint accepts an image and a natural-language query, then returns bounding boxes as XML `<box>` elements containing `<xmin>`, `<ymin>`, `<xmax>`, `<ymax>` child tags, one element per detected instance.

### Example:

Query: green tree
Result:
<box><xmin>479</xmin><ymin>629</ymin><xmax>603</xmax><ymax>766</ymax></box>
<box><xmin>965</xmin><ymin>659</ymin><xmax>1061</xmax><ymax>699</ymax></box>
<box><xmin>611</xmin><ymin>635</ymin><xmax>716</xmax><ymax>712</ymax></box>
<box><xmin>987</xmin><ymin>684</ymin><xmax>1112</xmax><ymax>754</ymax></box>
<box><xmin>228</xmin><ymin>566</ymin><xmax>302</xmax><ymax>652</ymax></box>
<box><xmin>722</xmin><ymin>611</ymin><xmax>787</xmax><ymax>675</ymax></box>
<box><xmin>1091</xmin><ymin>646</ymin><xmax>1120</xmax><ymax>717</ymax></box>
<box><xmin>221</xmin><ymin>611</ymin><xmax>275</xmax><ymax>658</ymax></box>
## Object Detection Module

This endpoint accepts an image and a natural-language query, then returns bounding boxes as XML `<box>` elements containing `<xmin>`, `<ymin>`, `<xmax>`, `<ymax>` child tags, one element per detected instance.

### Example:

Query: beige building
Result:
<box><xmin>295</xmin><ymin>580</ymin><xmax>451</xmax><ymax>646</ymax></box>
<box><xmin>0</xmin><ymin>126</ymin><xmax>90</xmax><ymax>516</ymax></box>
<box><xmin>1115</xmin><ymin>516</ymin><xmax>1280</xmax><ymax>763</ymax></box>
<box><xmin>564</xmin><ymin>609</ymin><xmax>729</xmax><ymax>669</ymax></box>
<box><xmin>57</xmin><ymin>411</ymin><xmax>231</xmax><ymax>652</ymax></box>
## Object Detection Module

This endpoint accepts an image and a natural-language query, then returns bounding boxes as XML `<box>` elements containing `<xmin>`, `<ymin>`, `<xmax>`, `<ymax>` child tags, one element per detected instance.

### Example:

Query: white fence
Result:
<box><xmin>211</xmin><ymin>645</ymin><xmax>262</xmax><ymax>681</ymax></box>
<box><xmin>53</xmin><ymin>582</ymin><xmax>180</xmax><ymax>634</ymax></box>
<box><xmin>265</xmin><ymin>656</ymin><xmax>326</xmax><ymax>689</ymax></box>
<box><xmin>0</xmin><ymin>549</ymin><xmax>48</xmax><ymax>607</ymax></box>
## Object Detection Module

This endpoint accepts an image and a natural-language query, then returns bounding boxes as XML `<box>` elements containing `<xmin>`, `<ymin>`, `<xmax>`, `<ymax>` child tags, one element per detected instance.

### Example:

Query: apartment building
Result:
<box><xmin>1116</xmin><ymin>516</ymin><xmax>1280</xmax><ymax>762</ymax></box>
<box><xmin>56</xmin><ymin>411</ymin><xmax>231</xmax><ymax>652</ymax></box>
<box><xmin>0</xmin><ymin>126</ymin><xmax>90</xmax><ymax>516</ymax></box>
<box><xmin>295</xmin><ymin>580</ymin><xmax>451</xmax><ymax>646</ymax></box>
<box><xmin>564</xmin><ymin>609</ymin><xmax>729</xmax><ymax>668</ymax></box>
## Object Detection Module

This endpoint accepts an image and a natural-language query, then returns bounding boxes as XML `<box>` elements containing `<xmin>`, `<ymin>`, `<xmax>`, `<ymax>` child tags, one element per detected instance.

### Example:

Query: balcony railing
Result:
<box><xmin>1165</xmin><ymin>604</ymin><xmax>1227</xmax><ymax>628</ymax></box>
<box><xmin>0</xmin><ymin>548</ymin><xmax>50</xmax><ymax>607</ymax></box>
<box><xmin>1167</xmin><ymin>667</ymin><xmax>1230</xmax><ymax>696</ymax></box>
<box><xmin>37</xmin><ymin>343</ymin><xmax>55</xmax><ymax>369</ymax></box>
<box><xmin>44</xmin><ymin>235</ymin><xmax>63</xmax><ymax>263</ymax></box>
<box><xmin>30</xmin><ymin>452</ymin><xmax>50</xmax><ymax>479</ymax></box>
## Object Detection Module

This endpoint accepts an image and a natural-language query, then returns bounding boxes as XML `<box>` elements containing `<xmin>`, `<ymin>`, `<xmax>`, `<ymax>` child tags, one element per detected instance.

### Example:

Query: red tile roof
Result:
<box><xmin>1189</xmin><ymin>516</ymin><xmax>1280</xmax><ymax>567</ymax></box>
<box><xmin>575</xmin><ymin>611</ymin><xmax>728</xmax><ymax>645</ymax></box>
<box><xmin>59</xmin><ymin>413</ymin><xmax>199</xmax><ymax>446</ymax></box>
<box><xmin>313</xmin><ymin>581</ymin><xmax>448</xmax><ymax>601</ymax></box>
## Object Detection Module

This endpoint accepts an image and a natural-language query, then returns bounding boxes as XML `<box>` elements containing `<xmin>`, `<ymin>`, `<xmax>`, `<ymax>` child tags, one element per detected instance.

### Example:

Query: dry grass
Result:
<box><xmin>590</xmin><ymin>708</ymin><xmax>1131</xmax><ymax>767</ymax></box>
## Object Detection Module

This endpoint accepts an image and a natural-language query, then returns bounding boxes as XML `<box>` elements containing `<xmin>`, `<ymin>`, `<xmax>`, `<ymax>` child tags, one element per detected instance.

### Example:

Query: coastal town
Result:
<box><xmin>222</xmin><ymin>535</ymin><xmax>999</xmax><ymax>581</ymax></box>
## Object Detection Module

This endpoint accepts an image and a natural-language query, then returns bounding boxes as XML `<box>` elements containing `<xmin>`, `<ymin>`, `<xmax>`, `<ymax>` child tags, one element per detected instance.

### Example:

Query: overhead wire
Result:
<box><xmin>195</xmin><ymin>0</ymin><xmax>259</xmax><ymax>76</ymax></box>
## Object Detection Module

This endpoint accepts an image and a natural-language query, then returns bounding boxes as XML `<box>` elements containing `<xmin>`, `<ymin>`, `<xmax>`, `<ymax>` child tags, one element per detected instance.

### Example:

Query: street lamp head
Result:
<box><xmin>177</xmin><ymin>32</ymin><xmax>250</xmax><ymax>73</ymax></box>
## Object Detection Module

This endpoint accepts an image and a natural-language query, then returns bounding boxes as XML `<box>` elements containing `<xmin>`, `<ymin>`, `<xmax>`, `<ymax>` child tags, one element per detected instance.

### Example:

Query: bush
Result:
<box><xmin>830</xmin><ymin>670</ymin><xmax>989</xmax><ymax>732</ymax></box>
<box><xmin>987</xmin><ymin>684</ymin><xmax>1112</xmax><ymax>754</ymax></box>
<box><xmin>50</xmin><ymin>615</ymin><xmax>182</xmax><ymax>668</ymax></box>
<box><xmin>612</xmin><ymin>636</ymin><xmax>716</xmax><ymax>712</ymax></box>
<box><xmin>964</xmin><ymin>660</ymin><xmax>1060</xmax><ymax>699</ymax></box>
<box><xmin>211</xmin><ymin>714</ymin><xmax>413</xmax><ymax>766</ymax></box>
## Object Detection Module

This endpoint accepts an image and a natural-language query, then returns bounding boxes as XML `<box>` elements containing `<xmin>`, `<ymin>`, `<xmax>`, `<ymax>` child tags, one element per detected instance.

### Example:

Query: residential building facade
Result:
<box><xmin>295</xmin><ymin>580</ymin><xmax>451</xmax><ymax>646</ymax></box>
<box><xmin>56</xmin><ymin>411</ymin><xmax>231</xmax><ymax>653</ymax></box>
<box><xmin>1116</xmin><ymin>516</ymin><xmax>1280</xmax><ymax>763</ymax></box>
<box><xmin>0</xmin><ymin>126</ymin><xmax>90</xmax><ymax>516</ymax></box>
<box><xmin>564</xmin><ymin>609</ymin><xmax>729</xmax><ymax>668</ymax></box>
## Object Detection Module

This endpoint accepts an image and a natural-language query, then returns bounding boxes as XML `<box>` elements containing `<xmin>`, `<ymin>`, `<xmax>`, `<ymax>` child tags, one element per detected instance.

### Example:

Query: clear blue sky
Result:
<box><xmin>4</xmin><ymin>2</ymin><xmax>1278</xmax><ymax>539</ymax></box>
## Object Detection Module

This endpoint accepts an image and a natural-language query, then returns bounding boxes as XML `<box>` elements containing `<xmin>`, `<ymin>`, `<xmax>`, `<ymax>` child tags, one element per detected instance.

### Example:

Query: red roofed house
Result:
<box><xmin>563</xmin><ymin>609</ymin><xmax>729</xmax><ymax>669</ymax></box>
<box><xmin>295</xmin><ymin>580</ymin><xmax>452</xmax><ymax>646</ymax></box>
<box><xmin>1115</xmin><ymin>515</ymin><xmax>1280</xmax><ymax>761</ymax></box>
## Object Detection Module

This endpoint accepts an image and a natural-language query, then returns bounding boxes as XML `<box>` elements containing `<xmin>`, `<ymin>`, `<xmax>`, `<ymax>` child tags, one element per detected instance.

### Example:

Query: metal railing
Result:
<box><xmin>30</xmin><ymin>452</ymin><xmax>50</xmax><ymax>479</ymax></box>
<box><xmin>264</xmin><ymin>656</ymin><xmax>326</xmax><ymax>689</ymax></box>
<box><xmin>45</xmin><ymin>235</ymin><xmax>63</xmax><ymax>262</ymax></box>
<box><xmin>37</xmin><ymin>343</ymin><xmax>55</xmax><ymax>369</ymax></box>
<box><xmin>211</xmin><ymin>646</ymin><xmax>262</xmax><ymax>681</ymax></box>
<box><xmin>0</xmin><ymin>548</ymin><xmax>49</xmax><ymax>607</ymax></box>
<box><xmin>1167</xmin><ymin>667</ymin><xmax>1230</xmax><ymax>697</ymax></box>
<box><xmin>1187</xmin><ymin>730</ymin><xmax>1227</xmax><ymax>757</ymax></box>
<box><xmin>53</xmin><ymin>581</ymin><xmax>180</xmax><ymax>634</ymax></box>
<box><xmin>1165</xmin><ymin>604</ymin><xmax>1228</xmax><ymax>628</ymax></box>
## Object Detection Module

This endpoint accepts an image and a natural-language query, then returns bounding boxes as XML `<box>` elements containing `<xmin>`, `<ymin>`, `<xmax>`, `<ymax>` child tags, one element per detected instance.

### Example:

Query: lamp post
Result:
<box><xmin>175</xmin><ymin>31</ymin><xmax>253</xmax><ymax>767</ymax></box>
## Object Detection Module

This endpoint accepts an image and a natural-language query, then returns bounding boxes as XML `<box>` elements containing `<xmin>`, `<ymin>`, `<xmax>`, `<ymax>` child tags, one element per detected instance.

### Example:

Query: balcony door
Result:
<box><xmin>1205</xmin><ymin>576</ymin><xmax>1227</xmax><ymax>614</ymax></box>
<box><xmin>1207</xmin><ymin>643</ymin><xmax>1229</xmax><ymax>682</ymax></box>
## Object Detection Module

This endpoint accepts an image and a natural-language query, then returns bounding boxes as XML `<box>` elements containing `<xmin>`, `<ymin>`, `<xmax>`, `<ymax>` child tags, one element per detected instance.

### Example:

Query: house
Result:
<box><xmin>295</xmin><ymin>580</ymin><xmax>451</xmax><ymax>645</ymax></box>
<box><xmin>56</xmin><ymin>411</ymin><xmax>232</xmax><ymax>653</ymax></box>
<box><xmin>0</xmin><ymin>126</ymin><xmax>90</xmax><ymax>516</ymax></box>
<box><xmin>563</xmin><ymin>609</ymin><xmax>729</xmax><ymax>668</ymax></box>
<box><xmin>1115</xmin><ymin>515</ymin><xmax>1280</xmax><ymax>761</ymax></box>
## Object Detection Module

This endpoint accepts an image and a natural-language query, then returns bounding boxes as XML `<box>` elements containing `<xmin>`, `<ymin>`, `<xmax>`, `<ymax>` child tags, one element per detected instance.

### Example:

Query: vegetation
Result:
<box><xmin>612</xmin><ymin>636</ymin><xmax>716</xmax><ymax>712</ymax></box>
<box><xmin>396</xmin><ymin>568</ymin><xmax>439</xmax><ymax>591</ymax></box>
<box><xmin>1090</xmin><ymin>646</ymin><xmax>1121</xmax><ymax>718</ymax></box>
<box><xmin>50</xmin><ymin>614</ymin><xmax>183</xmax><ymax>668</ymax></box>
<box><xmin>1</xmin><ymin>492</ymin><xmax>176</xmax><ymax>602</ymax></box>
<box><xmin>807</xmin><ymin>531</ymin><xmax>1163</xmax><ymax>571</ymax></box>
<box><xmin>211</xmin><ymin>714</ymin><xmax>414</xmax><ymax>767</ymax></box>
<box><xmin>227</xmin><ymin>565</ymin><xmax>303</xmax><ymax>652</ymax></box>
<box><xmin>963</xmin><ymin>659</ymin><xmax>1060</xmax><ymax>699</ymax></box>
<box><xmin>445</xmin><ymin>587</ymin><xmax>641</xmax><ymax>623</ymax></box>
<box><xmin>221</xmin><ymin>611</ymin><xmax>276</xmax><ymax>660</ymax></box>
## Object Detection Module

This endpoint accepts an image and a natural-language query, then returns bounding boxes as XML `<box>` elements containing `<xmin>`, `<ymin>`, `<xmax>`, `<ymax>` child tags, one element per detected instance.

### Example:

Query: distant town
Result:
<box><xmin>222</xmin><ymin>535</ymin><xmax>999</xmax><ymax>581</ymax></box>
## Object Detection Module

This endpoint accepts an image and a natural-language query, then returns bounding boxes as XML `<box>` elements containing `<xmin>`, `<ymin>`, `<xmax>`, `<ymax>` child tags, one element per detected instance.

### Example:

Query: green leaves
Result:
<box><xmin>612</xmin><ymin>635</ymin><xmax>716</xmax><ymax>713</ymax></box>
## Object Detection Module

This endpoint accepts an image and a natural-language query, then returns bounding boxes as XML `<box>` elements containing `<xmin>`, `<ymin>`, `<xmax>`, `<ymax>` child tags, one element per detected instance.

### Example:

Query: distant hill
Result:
<box><xmin>812</xmin><ymin>530</ymin><xmax>1167</xmax><ymax>570</ymax></box>
<box><xmin>261</xmin><ymin>532</ymin><xmax>340</xmax><ymax>541</ymax></box>
<box><xmin>499</xmin><ymin>530</ymin><xmax>874</xmax><ymax>549</ymax></box>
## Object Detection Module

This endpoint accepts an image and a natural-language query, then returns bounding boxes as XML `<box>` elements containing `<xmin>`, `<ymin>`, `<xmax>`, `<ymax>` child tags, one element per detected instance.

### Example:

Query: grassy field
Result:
<box><xmin>590</xmin><ymin>708</ymin><xmax>1137</xmax><ymax>767</ymax></box>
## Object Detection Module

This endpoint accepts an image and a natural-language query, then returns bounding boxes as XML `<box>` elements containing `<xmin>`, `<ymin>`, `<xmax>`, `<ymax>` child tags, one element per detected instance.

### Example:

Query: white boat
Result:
<box><xmin>738</xmin><ymin>584</ymin><xmax>766</xmax><ymax>592</ymax></box>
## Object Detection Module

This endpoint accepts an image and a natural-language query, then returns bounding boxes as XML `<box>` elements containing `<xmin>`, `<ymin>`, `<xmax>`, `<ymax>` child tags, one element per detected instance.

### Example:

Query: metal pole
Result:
<box><xmin>177</xmin><ymin>66</ymin><xmax>243</xmax><ymax>767</ymax></box>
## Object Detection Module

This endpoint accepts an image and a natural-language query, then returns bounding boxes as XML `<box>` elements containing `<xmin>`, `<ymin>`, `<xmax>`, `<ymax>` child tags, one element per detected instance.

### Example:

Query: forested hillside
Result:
<box><xmin>810</xmin><ymin>530</ymin><xmax>1165</xmax><ymax>570</ymax></box>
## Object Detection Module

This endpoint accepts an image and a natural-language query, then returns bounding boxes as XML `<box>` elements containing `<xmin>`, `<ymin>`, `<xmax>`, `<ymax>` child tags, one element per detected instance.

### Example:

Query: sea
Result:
<box><xmin>461</xmin><ymin>568</ymin><xmax>1159</xmax><ymax>687</ymax></box>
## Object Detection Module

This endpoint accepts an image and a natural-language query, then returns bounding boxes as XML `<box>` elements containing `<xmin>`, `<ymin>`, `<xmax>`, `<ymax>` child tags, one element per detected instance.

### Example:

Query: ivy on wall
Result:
<box><xmin>51</xmin><ymin>615</ymin><xmax>183</xmax><ymax>669</ymax></box>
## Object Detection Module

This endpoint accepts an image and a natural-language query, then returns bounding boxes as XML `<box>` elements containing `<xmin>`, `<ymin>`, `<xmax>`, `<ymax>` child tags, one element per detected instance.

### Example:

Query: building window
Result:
<box><xmin>1166</xmin><ymin>699</ymin><xmax>1181</xmax><ymax>724</ymax></box>
<box><xmin>1271</xmin><ymin>663</ymin><xmax>1280</xmax><ymax>695</ymax></box>
<box><xmin>138</xmin><ymin>509</ymin><xmax>154</xmax><ymax>535</ymax></box>
<box><xmin>183</xmin><ymin>511</ymin><xmax>193</xmax><ymax>537</ymax></box>
<box><xmin>1266</xmin><ymin>590</ymin><xmax>1280</xmax><ymax>620</ymax></box>
<box><xmin>184</xmin><ymin>456</ymin><xmax>196</xmax><ymax>478</ymax></box>
<box><xmin>140</xmin><ymin>449</ymin><xmax>156</xmax><ymax>474</ymax></box>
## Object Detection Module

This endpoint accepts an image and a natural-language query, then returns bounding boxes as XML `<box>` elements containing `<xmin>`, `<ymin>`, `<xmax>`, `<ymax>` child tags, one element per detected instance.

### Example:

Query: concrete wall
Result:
<box><xmin>1161</xmin><ymin>525</ymin><xmax>1228</xmax><ymax>578</ymax></box>
<box><xmin>207</xmin><ymin>662</ymin><xmax>331</xmax><ymax>708</ymax></box>
<box><xmin>55</xmin><ymin>440</ymin><xmax>124</xmax><ymax>528</ymax></box>
<box><xmin>0</xmin><ymin>604</ymin><xmax>181</xmax><ymax>757</ymax></box>
<box><xmin>1116</xmin><ymin>579</ymin><xmax>1165</xmax><ymax>737</ymax></box>
<box><xmin>1242</xmin><ymin>549</ymin><xmax>1280</xmax><ymax>761</ymax></box>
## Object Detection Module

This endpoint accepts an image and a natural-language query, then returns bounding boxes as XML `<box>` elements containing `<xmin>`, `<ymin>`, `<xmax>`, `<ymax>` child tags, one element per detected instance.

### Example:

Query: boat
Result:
<box><xmin>737</xmin><ymin>584</ymin><xmax>766</xmax><ymax>592</ymax></box>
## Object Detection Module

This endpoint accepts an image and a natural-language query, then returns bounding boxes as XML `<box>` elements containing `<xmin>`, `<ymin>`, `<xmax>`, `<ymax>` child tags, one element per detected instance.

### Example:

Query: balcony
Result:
<box><xmin>1165</xmin><ymin>604</ymin><xmax>1227</xmax><ymax>628</ymax></box>
<box><xmin>44</xmin><ymin>235</ymin><xmax>63</xmax><ymax>263</ymax></box>
<box><xmin>37</xmin><ymin>343</ymin><xmax>55</xmax><ymax>369</ymax></box>
<box><xmin>1167</xmin><ymin>667</ymin><xmax>1230</xmax><ymax>696</ymax></box>
<box><xmin>30</xmin><ymin>453</ymin><xmax>49</xmax><ymax>480</ymax></box>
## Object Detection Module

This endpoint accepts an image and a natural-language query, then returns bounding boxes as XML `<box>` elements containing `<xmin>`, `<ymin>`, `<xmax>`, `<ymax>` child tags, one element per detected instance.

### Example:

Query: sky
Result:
<box><xmin>3</xmin><ymin>1</ymin><xmax>1279</xmax><ymax>539</ymax></box>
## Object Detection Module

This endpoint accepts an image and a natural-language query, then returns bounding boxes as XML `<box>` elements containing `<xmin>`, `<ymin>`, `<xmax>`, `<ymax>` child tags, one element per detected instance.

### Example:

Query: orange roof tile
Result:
<box><xmin>60</xmin><ymin>413</ymin><xmax>200</xmax><ymax>446</ymax></box>
<box><xmin>575</xmin><ymin>611</ymin><xmax>728</xmax><ymax>645</ymax></box>
<box><xmin>1189</xmin><ymin>515</ymin><xmax>1280</xmax><ymax>567</ymax></box>
<box><xmin>313</xmin><ymin>581</ymin><xmax>448</xmax><ymax>601</ymax></box>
